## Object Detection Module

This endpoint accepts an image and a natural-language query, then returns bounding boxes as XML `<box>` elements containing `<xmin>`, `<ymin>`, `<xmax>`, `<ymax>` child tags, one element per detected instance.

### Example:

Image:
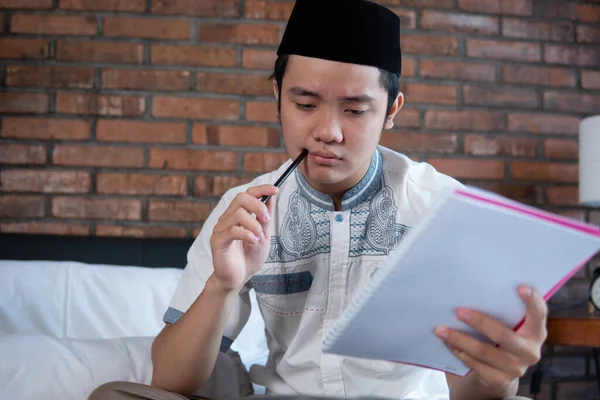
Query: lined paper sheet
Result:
<box><xmin>322</xmin><ymin>186</ymin><xmax>600</xmax><ymax>376</ymax></box>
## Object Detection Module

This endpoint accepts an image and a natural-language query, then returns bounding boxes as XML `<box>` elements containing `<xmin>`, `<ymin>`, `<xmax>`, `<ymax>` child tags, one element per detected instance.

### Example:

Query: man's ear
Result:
<box><xmin>273</xmin><ymin>80</ymin><xmax>279</xmax><ymax>102</ymax></box>
<box><xmin>384</xmin><ymin>92</ymin><xmax>404</xmax><ymax>130</ymax></box>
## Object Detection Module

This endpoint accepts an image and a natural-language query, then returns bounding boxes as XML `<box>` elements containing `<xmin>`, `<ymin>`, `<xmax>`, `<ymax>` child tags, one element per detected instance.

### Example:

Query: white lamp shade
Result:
<box><xmin>579</xmin><ymin>114</ymin><xmax>600</xmax><ymax>207</ymax></box>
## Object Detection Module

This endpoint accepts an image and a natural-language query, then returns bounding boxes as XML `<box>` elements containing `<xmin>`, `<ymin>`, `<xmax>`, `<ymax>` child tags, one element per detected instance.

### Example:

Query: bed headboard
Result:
<box><xmin>0</xmin><ymin>233</ymin><xmax>194</xmax><ymax>269</ymax></box>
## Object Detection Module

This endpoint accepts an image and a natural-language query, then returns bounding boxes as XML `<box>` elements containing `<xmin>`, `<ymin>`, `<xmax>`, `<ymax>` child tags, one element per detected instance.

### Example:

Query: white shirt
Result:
<box><xmin>164</xmin><ymin>146</ymin><xmax>462</xmax><ymax>399</ymax></box>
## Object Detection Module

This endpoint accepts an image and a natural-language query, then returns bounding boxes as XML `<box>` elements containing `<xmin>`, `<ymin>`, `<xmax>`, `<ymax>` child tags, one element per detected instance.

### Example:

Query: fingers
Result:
<box><xmin>516</xmin><ymin>285</ymin><xmax>548</xmax><ymax>343</ymax></box>
<box><xmin>449</xmin><ymin>306</ymin><xmax>542</xmax><ymax>366</ymax></box>
<box><xmin>435</xmin><ymin>327</ymin><xmax>527</xmax><ymax>379</ymax></box>
<box><xmin>446</xmin><ymin>344</ymin><xmax>516</xmax><ymax>390</ymax></box>
<box><xmin>220</xmin><ymin>185</ymin><xmax>278</xmax><ymax>224</ymax></box>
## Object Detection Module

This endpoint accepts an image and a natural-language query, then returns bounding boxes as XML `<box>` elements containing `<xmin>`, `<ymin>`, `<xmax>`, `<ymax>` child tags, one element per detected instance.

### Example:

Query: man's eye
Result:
<box><xmin>347</xmin><ymin>109</ymin><xmax>367</xmax><ymax>115</ymax></box>
<box><xmin>296</xmin><ymin>103</ymin><xmax>315</xmax><ymax>110</ymax></box>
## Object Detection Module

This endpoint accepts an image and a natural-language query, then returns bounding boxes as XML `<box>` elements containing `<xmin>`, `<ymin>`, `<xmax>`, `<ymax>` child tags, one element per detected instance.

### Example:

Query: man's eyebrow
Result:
<box><xmin>288</xmin><ymin>87</ymin><xmax>375</xmax><ymax>103</ymax></box>
<box><xmin>289</xmin><ymin>87</ymin><xmax>321</xmax><ymax>98</ymax></box>
<box><xmin>340</xmin><ymin>95</ymin><xmax>376</xmax><ymax>103</ymax></box>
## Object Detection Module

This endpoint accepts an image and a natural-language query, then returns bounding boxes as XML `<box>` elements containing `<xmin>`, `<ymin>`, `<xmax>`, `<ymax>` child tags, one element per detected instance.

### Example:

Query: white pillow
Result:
<box><xmin>0</xmin><ymin>334</ymin><xmax>154</xmax><ymax>400</ymax></box>
<box><xmin>0</xmin><ymin>260</ymin><xmax>181</xmax><ymax>339</ymax></box>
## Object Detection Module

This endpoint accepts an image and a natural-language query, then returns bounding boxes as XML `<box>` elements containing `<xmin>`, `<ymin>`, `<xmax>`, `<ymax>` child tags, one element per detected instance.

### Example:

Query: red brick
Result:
<box><xmin>149</xmin><ymin>200</ymin><xmax>213</xmax><ymax>222</ymax></box>
<box><xmin>245</xmin><ymin>101</ymin><xmax>277</xmax><ymax>122</ymax></box>
<box><xmin>149</xmin><ymin>149</ymin><xmax>238</xmax><ymax>171</ymax></box>
<box><xmin>464</xmin><ymin>135</ymin><xmax>537</xmax><ymax>157</ymax></box>
<box><xmin>544</xmin><ymin>91</ymin><xmax>600</xmax><ymax>114</ymax></box>
<box><xmin>97</xmin><ymin>120</ymin><xmax>186</xmax><ymax>143</ymax></box>
<box><xmin>1</xmin><ymin>118</ymin><xmax>90</xmax><ymax>140</ymax></box>
<box><xmin>201</xmin><ymin>124</ymin><xmax>280</xmax><ymax>147</ymax></box>
<box><xmin>6</xmin><ymin>65</ymin><xmax>93</xmax><ymax>89</ymax></box>
<box><xmin>502</xmin><ymin>18</ymin><xmax>574</xmax><ymax>42</ymax></box>
<box><xmin>582</xmin><ymin>70</ymin><xmax>600</xmax><ymax>90</ymax></box>
<box><xmin>102</xmin><ymin>69</ymin><xmax>190</xmax><ymax>91</ymax></box>
<box><xmin>457</xmin><ymin>0</ymin><xmax>532</xmax><ymax>15</ymax></box>
<box><xmin>425</xmin><ymin>110</ymin><xmax>504</xmax><ymax>131</ymax></box>
<box><xmin>52</xmin><ymin>197</ymin><xmax>141</xmax><ymax>220</ymax></box>
<box><xmin>0</xmin><ymin>93</ymin><xmax>48</xmax><ymax>114</ymax></box>
<box><xmin>544</xmin><ymin>45</ymin><xmax>600</xmax><ymax>67</ymax></box>
<box><xmin>194</xmin><ymin>176</ymin><xmax>211</xmax><ymax>196</ymax></box>
<box><xmin>96</xmin><ymin>224</ymin><xmax>186</xmax><ymax>238</ymax></box>
<box><xmin>196</xmin><ymin>72</ymin><xmax>271</xmax><ymax>96</ymax></box>
<box><xmin>57</xmin><ymin>40</ymin><xmax>143</xmax><ymax>63</ymax></box>
<box><xmin>0</xmin><ymin>38</ymin><xmax>49</xmax><ymax>59</ymax></box>
<box><xmin>245</xmin><ymin>0</ymin><xmax>293</xmax><ymax>20</ymax></box>
<box><xmin>389</xmin><ymin>8</ymin><xmax>417</xmax><ymax>29</ymax></box>
<box><xmin>577</xmin><ymin>4</ymin><xmax>600</xmax><ymax>22</ymax></box>
<box><xmin>0</xmin><ymin>170</ymin><xmax>90</xmax><ymax>193</ymax></box>
<box><xmin>544</xmin><ymin>139</ymin><xmax>579</xmax><ymax>160</ymax></box>
<box><xmin>511</xmin><ymin>161</ymin><xmax>578</xmax><ymax>183</ymax></box>
<box><xmin>59</xmin><ymin>0</ymin><xmax>145</xmax><ymax>11</ymax></box>
<box><xmin>0</xmin><ymin>0</ymin><xmax>52</xmax><ymax>7</ymax></box>
<box><xmin>577</xmin><ymin>25</ymin><xmax>600</xmax><ymax>44</ymax></box>
<box><xmin>53</xmin><ymin>145</ymin><xmax>144</xmax><ymax>168</ymax></box>
<box><xmin>421</xmin><ymin>10</ymin><xmax>498</xmax><ymax>35</ymax></box>
<box><xmin>402</xmin><ymin>57</ymin><xmax>416</xmax><ymax>77</ymax></box>
<box><xmin>97</xmin><ymin>173</ymin><xmax>187</xmax><ymax>195</ymax></box>
<box><xmin>11</xmin><ymin>14</ymin><xmax>97</xmax><ymax>35</ymax></box>
<box><xmin>403</xmin><ymin>83</ymin><xmax>457</xmax><ymax>105</ymax></box>
<box><xmin>420</xmin><ymin>59</ymin><xmax>496</xmax><ymax>82</ymax></box>
<box><xmin>152</xmin><ymin>0</ymin><xmax>240</xmax><ymax>17</ymax></box>
<box><xmin>392</xmin><ymin>108</ymin><xmax>420</xmax><ymax>128</ymax></box>
<box><xmin>402</xmin><ymin>35</ymin><xmax>459</xmax><ymax>55</ymax></box>
<box><xmin>0</xmin><ymin>222</ymin><xmax>89</xmax><ymax>236</ymax></box>
<box><xmin>199</xmin><ymin>23</ymin><xmax>281</xmax><ymax>46</ymax></box>
<box><xmin>468</xmin><ymin>182</ymin><xmax>542</xmax><ymax>205</ymax></box>
<box><xmin>243</xmin><ymin>48</ymin><xmax>277</xmax><ymax>70</ymax></box>
<box><xmin>466</xmin><ymin>39</ymin><xmax>540</xmax><ymax>61</ymax></box>
<box><xmin>104</xmin><ymin>17</ymin><xmax>189</xmax><ymax>39</ymax></box>
<box><xmin>210</xmin><ymin>176</ymin><xmax>253</xmax><ymax>196</ymax></box>
<box><xmin>503</xmin><ymin>65</ymin><xmax>576</xmax><ymax>87</ymax></box>
<box><xmin>507</xmin><ymin>113</ymin><xmax>579</xmax><ymax>135</ymax></box>
<box><xmin>463</xmin><ymin>85</ymin><xmax>539</xmax><ymax>108</ymax></box>
<box><xmin>152</xmin><ymin>96</ymin><xmax>239</xmax><ymax>120</ymax></box>
<box><xmin>56</xmin><ymin>93</ymin><xmax>145</xmax><ymax>116</ymax></box>
<box><xmin>427</xmin><ymin>159</ymin><xmax>505</xmax><ymax>179</ymax></box>
<box><xmin>0</xmin><ymin>144</ymin><xmax>46</xmax><ymax>165</ymax></box>
<box><xmin>374</xmin><ymin>0</ymin><xmax>453</xmax><ymax>7</ymax></box>
<box><xmin>192</xmin><ymin>125</ymin><xmax>207</xmax><ymax>145</ymax></box>
<box><xmin>380</xmin><ymin>132</ymin><xmax>457</xmax><ymax>154</ymax></box>
<box><xmin>0</xmin><ymin>196</ymin><xmax>45</xmax><ymax>218</ymax></box>
<box><xmin>243</xmin><ymin>152</ymin><xmax>289</xmax><ymax>172</ymax></box>
<box><xmin>151</xmin><ymin>44</ymin><xmax>237</xmax><ymax>67</ymax></box>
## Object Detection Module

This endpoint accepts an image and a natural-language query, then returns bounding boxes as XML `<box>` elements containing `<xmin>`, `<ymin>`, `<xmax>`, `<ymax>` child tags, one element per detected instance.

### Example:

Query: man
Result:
<box><xmin>89</xmin><ymin>0</ymin><xmax>546</xmax><ymax>399</ymax></box>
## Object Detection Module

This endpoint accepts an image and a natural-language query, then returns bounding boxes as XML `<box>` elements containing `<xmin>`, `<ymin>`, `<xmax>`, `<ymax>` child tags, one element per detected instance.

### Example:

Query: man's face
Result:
<box><xmin>275</xmin><ymin>55</ymin><xmax>403</xmax><ymax>197</ymax></box>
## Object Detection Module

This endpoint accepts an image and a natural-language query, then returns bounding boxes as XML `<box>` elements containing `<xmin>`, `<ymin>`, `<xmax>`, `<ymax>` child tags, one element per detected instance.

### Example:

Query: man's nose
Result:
<box><xmin>312</xmin><ymin>109</ymin><xmax>343</xmax><ymax>143</ymax></box>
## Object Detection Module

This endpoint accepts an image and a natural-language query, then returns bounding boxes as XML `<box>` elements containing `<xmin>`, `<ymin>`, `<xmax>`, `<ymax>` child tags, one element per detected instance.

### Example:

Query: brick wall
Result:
<box><xmin>0</xmin><ymin>0</ymin><xmax>599</xmax><ymax>397</ymax></box>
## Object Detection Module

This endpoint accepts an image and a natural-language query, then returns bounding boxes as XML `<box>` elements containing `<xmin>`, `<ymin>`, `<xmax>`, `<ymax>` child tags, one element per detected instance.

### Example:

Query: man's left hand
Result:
<box><xmin>435</xmin><ymin>285</ymin><xmax>548</xmax><ymax>391</ymax></box>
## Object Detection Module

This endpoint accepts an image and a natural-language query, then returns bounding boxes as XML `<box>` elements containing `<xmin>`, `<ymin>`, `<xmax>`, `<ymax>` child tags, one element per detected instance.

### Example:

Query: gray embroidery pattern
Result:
<box><xmin>350</xmin><ymin>179</ymin><xmax>409</xmax><ymax>257</ymax></box>
<box><xmin>267</xmin><ymin>191</ymin><xmax>330</xmax><ymax>263</ymax></box>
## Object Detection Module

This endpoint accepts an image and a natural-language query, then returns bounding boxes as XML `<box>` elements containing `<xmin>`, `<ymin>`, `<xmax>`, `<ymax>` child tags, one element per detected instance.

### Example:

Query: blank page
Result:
<box><xmin>323</xmin><ymin>186</ymin><xmax>600</xmax><ymax>375</ymax></box>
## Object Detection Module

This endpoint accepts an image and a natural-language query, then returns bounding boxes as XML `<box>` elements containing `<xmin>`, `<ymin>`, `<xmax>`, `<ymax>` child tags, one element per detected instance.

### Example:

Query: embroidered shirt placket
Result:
<box><xmin>321</xmin><ymin>209</ymin><xmax>351</xmax><ymax>396</ymax></box>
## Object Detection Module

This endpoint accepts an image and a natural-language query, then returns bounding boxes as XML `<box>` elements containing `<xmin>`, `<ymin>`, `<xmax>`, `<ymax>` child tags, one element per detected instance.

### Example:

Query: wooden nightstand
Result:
<box><xmin>544</xmin><ymin>309</ymin><xmax>600</xmax><ymax>393</ymax></box>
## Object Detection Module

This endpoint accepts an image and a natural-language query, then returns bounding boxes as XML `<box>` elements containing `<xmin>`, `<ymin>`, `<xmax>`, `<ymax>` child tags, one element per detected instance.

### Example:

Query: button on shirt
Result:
<box><xmin>164</xmin><ymin>146</ymin><xmax>462</xmax><ymax>399</ymax></box>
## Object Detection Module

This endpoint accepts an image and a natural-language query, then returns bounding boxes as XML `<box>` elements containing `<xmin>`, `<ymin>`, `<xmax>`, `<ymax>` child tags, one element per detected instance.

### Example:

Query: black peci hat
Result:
<box><xmin>277</xmin><ymin>0</ymin><xmax>402</xmax><ymax>76</ymax></box>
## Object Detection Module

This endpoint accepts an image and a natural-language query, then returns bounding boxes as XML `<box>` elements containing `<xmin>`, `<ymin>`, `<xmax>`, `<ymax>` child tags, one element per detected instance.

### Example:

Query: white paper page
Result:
<box><xmin>323</xmin><ymin>191</ymin><xmax>600</xmax><ymax>375</ymax></box>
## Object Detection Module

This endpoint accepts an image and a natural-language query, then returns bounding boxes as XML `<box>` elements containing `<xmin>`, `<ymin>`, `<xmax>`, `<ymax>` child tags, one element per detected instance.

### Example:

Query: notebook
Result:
<box><xmin>322</xmin><ymin>185</ymin><xmax>600</xmax><ymax>376</ymax></box>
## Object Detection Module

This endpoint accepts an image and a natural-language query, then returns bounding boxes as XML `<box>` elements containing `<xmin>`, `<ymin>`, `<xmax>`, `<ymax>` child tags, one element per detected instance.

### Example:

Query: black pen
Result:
<box><xmin>261</xmin><ymin>148</ymin><xmax>309</xmax><ymax>204</ymax></box>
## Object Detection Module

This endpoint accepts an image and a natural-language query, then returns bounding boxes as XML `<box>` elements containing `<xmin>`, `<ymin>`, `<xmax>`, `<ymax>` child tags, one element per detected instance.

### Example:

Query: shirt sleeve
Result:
<box><xmin>162</xmin><ymin>194</ymin><xmax>252</xmax><ymax>353</ymax></box>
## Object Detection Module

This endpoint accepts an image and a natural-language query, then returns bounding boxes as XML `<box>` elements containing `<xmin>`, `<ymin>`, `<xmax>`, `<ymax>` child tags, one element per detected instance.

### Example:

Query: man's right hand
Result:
<box><xmin>209</xmin><ymin>184</ymin><xmax>279</xmax><ymax>293</ymax></box>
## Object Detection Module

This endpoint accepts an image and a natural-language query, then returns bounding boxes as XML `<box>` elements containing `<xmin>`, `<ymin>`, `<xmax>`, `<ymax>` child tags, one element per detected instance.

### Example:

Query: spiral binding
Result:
<box><xmin>322</xmin><ymin>186</ymin><xmax>456</xmax><ymax>352</ymax></box>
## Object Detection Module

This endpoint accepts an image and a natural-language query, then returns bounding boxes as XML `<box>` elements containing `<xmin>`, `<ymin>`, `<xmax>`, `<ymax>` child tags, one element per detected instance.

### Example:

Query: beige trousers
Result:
<box><xmin>89</xmin><ymin>380</ymin><xmax>533</xmax><ymax>400</ymax></box>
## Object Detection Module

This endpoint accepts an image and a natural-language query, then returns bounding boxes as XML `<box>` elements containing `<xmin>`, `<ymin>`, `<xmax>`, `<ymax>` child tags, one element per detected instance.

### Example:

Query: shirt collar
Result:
<box><xmin>295</xmin><ymin>149</ymin><xmax>382</xmax><ymax>211</ymax></box>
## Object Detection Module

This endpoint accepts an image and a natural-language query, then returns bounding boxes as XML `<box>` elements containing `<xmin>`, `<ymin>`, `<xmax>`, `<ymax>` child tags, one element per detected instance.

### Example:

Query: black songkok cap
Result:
<box><xmin>277</xmin><ymin>0</ymin><xmax>402</xmax><ymax>76</ymax></box>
